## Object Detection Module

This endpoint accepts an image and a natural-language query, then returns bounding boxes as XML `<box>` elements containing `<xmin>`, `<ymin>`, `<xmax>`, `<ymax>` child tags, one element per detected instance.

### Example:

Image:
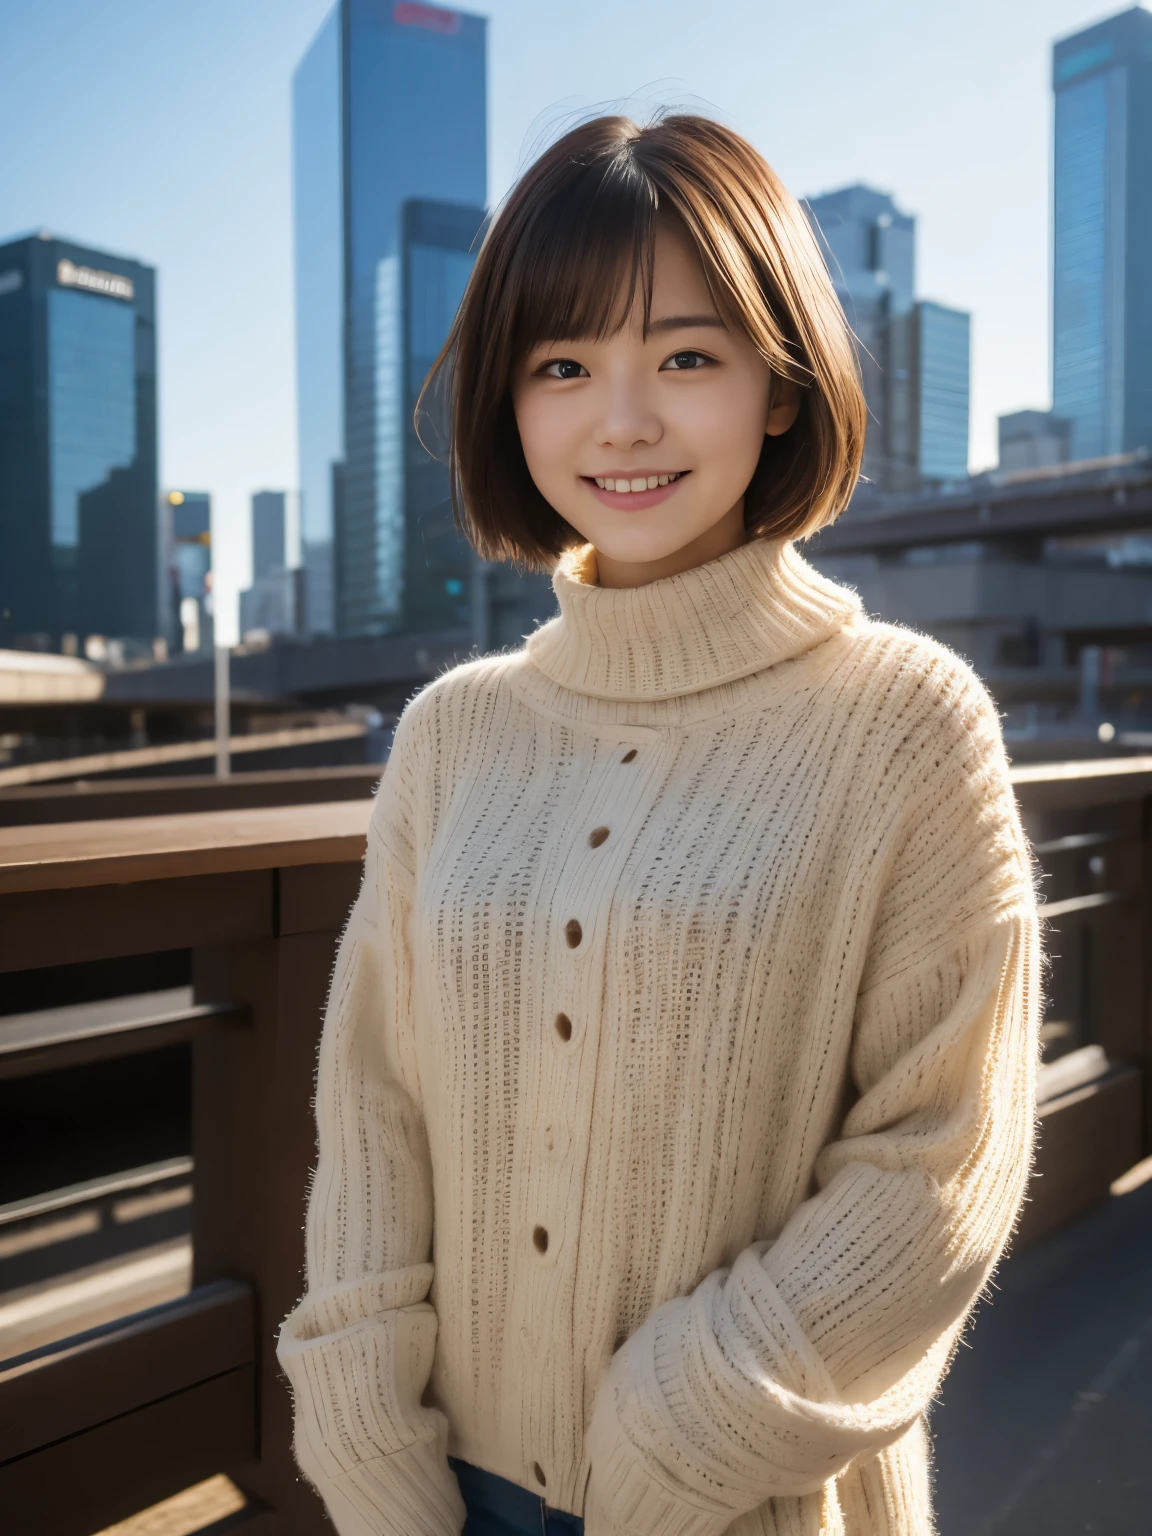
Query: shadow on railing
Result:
<box><xmin>0</xmin><ymin>758</ymin><xmax>1148</xmax><ymax>1533</ymax></box>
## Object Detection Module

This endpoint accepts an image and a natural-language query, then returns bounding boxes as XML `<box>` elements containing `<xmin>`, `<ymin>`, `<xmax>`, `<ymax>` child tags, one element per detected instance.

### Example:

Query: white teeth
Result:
<box><xmin>594</xmin><ymin>472</ymin><xmax>684</xmax><ymax>492</ymax></box>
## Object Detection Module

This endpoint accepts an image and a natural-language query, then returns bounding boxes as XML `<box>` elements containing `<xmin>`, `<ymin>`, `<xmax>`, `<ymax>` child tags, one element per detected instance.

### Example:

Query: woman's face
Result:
<box><xmin>511</xmin><ymin>218</ymin><xmax>800</xmax><ymax>586</ymax></box>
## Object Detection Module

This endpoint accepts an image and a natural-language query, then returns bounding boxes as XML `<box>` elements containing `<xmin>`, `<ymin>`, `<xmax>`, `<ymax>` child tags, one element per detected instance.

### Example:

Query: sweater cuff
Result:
<box><xmin>300</xmin><ymin>1439</ymin><xmax>466</xmax><ymax>1536</ymax></box>
<box><xmin>278</xmin><ymin>1308</ymin><xmax>464</xmax><ymax>1536</ymax></box>
<box><xmin>584</xmin><ymin>1366</ymin><xmax>735</xmax><ymax>1536</ymax></box>
<box><xmin>283</xmin><ymin>1263</ymin><xmax>434</xmax><ymax>1341</ymax></box>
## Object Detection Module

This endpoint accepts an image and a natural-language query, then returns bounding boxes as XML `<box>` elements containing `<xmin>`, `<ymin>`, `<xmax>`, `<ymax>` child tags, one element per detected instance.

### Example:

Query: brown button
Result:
<box><xmin>555</xmin><ymin>1012</ymin><xmax>573</xmax><ymax>1042</ymax></box>
<box><xmin>589</xmin><ymin>826</ymin><xmax>609</xmax><ymax>848</ymax></box>
<box><xmin>533</xmin><ymin>1462</ymin><xmax>547</xmax><ymax>1487</ymax></box>
<box><xmin>621</xmin><ymin>748</ymin><xmax>637</xmax><ymax>763</ymax></box>
<box><xmin>565</xmin><ymin>919</ymin><xmax>582</xmax><ymax>948</ymax></box>
<box><xmin>533</xmin><ymin>1225</ymin><xmax>549</xmax><ymax>1254</ymax></box>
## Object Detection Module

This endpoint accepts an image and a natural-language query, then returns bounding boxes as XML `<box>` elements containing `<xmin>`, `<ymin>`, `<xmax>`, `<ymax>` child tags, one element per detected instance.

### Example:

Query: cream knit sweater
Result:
<box><xmin>277</xmin><ymin>533</ymin><xmax>1041</xmax><ymax>1536</ymax></box>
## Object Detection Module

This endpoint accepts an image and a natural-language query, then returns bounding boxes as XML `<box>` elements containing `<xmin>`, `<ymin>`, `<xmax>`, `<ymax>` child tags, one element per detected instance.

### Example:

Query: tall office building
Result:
<box><xmin>252</xmin><ymin>489</ymin><xmax>288</xmax><ymax>579</ymax></box>
<box><xmin>292</xmin><ymin>0</ymin><xmax>486</xmax><ymax>637</ymax></box>
<box><xmin>1052</xmin><ymin>7</ymin><xmax>1152</xmax><ymax>462</ymax></box>
<box><xmin>239</xmin><ymin>489</ymin><xmax>301</xmax><ymax>638</ymax></box>
<box><xmin>805</xmin><ymin>186</ymin><xmax>915</xmax><ymax>492</ymax></box>
<box><xmin>0</xmin><ymin>232</ymin><xmax>158</xmax><ymax>650</ymax></box>
<box><xmin>805</xmin><ymin>186</ymin><xmax>970</xmax><ymax>491</ymax></box>
<box><xmin>998</xmin><ymin>409</ymin><xmax>1073</xmax><ymax>473</ymax></box>
<box><xmin>164</xmin><ymin>490</ymin><xmax>213</xmax><ymax>654</ymax></box>
<box><xmin>912</xmin><ymin>301</ymin><xmax>970</xmax><ymax>484</ymax></box>
<box><xmin>400</xmin><ymin>198</ymin><xmax>486</xmax><ymax>631</ymax></box>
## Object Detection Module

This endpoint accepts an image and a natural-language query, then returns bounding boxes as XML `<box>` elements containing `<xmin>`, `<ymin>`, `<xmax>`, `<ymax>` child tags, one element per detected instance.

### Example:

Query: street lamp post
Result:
<box><xmin>214</xmin><ymin>643</ymin><xmax>231</xmax><ymax>779</ymax></box>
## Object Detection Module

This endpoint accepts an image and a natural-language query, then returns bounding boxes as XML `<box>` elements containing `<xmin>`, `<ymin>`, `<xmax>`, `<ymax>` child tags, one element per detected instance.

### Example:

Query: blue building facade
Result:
<box><xmin>400</xmin><ymin>198</ymin><xmax>486</xmax><ymax>632</ymax></box>
<box><xmin>165</xmin><ymin>490</ymin><xmax>213</xmax><ymax>654</ymax></box>
<box><xmin>1053</xmin><ymin>6</ymin><xmax>1152</xmax><ymax>462</ymax></box>
<box><xmin>805</xmin><ymin>186</ymin><xmax>969</xmax><ymax>491</ymax></box>
<box><xmin>804</xmin><ymin>186</ymin><xmax>915</xmax><ymax>492</ymax></box>
<box><xmin>0</xmin><ymin>232</ymin><xmax>158</xmax><ymax>649</ymax></box>
<box><xmin>292</xmin><ymin>0</ymin><xmax>487</xmax><ymax>637</ymax></box>
<box><xmin>914</xmin><ymin>301</ymin><xmax>970</xmax><ymax>483</ymax></box>
<box><xmin>251</xmin><ymin>490</ymin><xmax>287</xmax><ymax>581</ymax></box>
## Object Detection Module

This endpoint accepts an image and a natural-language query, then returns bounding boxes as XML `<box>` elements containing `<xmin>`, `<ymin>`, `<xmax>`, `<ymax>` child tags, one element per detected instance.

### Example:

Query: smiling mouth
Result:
<box><xmin>586</xmin><ymin>471</ymin><xmax>688</xmax><ymax>494</ymax></box>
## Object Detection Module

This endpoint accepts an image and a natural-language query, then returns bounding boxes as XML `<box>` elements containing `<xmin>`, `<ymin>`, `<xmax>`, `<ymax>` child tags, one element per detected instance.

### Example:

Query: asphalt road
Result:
<box><xmin>932</xmin><ymin>1175</ymin><xmax>1152</xmax><ymax>1535</ymax></box>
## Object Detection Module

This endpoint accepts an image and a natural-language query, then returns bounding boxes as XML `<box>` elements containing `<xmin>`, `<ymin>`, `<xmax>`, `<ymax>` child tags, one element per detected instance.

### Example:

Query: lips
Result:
<box><xmin>583</xmin><ymin>472</ymin><xmax>690</xmax><ymax>511</ymax></box>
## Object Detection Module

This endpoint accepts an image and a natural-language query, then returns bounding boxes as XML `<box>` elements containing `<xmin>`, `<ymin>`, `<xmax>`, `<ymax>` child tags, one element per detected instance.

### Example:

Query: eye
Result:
<box><xmin>661</xmin><ymin>350</ymin><xmax>712</xmax><ymax>371</ymax></box>
<box><xmin>540</xmin><ymin>358</ymin><xmax>588</xmax><ymax>380</ymax></box>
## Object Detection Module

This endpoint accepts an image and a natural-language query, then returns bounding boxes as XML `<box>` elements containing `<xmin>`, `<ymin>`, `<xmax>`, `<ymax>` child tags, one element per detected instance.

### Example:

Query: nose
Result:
<box><xmin>593</xmin><ymin>371</ymin><xmax>663</xmax><ymax>451</ymax></box>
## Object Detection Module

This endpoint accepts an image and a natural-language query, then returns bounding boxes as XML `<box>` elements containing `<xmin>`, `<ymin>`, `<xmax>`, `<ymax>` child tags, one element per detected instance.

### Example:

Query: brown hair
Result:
<box><xmin>418</xmin><ymin>112</ymin><xmax>866</xmax><ymax>570</ymax></box>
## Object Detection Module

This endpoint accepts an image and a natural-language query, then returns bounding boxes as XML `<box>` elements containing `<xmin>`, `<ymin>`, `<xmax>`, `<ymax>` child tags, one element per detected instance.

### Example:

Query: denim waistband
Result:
<box><xmin>449</xmin><ymin>1456</ymin><xmax>584</xmax><ymax>1535</ymax></box>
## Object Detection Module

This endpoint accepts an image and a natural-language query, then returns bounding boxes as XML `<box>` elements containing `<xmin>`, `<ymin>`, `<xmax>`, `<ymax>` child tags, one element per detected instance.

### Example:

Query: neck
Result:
<box><xmin>594</xmin><ymin>500</ymin><xmax>748</xmax><ymax>589</ymax></box>
<box><xmin>523</xmin><ymin>533</ymin><xmax>864</xmax><ymax>704</ymax></box>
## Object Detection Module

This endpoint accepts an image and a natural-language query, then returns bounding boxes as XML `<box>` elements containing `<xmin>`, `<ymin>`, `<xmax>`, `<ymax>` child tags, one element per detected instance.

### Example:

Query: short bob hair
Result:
<box><xmin>419</xmin><ymin>112</ymin><xmax>866</xmax><ymax>570</ymax></box>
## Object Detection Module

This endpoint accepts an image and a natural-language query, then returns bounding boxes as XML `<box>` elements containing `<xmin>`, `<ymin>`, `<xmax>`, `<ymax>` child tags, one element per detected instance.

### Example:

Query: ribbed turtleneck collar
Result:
<box><xmin>523</xmin><ymin>534</ymin><xmax>864</xmax><ymax>703</ymax></box>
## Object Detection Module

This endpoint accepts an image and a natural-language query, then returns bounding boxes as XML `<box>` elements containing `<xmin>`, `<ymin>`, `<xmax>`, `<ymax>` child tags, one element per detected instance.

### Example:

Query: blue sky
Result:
<box><xmin>1</xmin><ymin>0</ymin><xmax>1125</xmax><ymax>640</ymax></box>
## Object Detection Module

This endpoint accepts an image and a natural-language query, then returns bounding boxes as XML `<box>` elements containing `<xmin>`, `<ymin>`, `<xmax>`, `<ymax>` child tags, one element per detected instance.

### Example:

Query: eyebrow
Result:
<box><xmin>647</xmin><ymin>313</ymin><xmax>727</xmax><ymax>333</ymax></box>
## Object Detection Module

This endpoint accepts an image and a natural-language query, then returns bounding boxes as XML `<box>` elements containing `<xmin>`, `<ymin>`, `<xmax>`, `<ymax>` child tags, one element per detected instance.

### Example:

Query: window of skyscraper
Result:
<box><xmin>46</xmin><ymin>287</ymin><xmax>135</xmax><ymax>550</ymax></box>
<box><xmin>407</xmin><ymin>243</ymin><xmax>474</xmax><ymax>370</ymax></box>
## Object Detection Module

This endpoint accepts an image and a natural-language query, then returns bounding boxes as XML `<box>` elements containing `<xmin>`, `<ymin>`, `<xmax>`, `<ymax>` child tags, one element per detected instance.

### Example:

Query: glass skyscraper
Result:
<box><xmin>1053</xmin><ymin>6</ymin><xmax>1152</xmax><ymax>462</ymax></box>
<box><xmin>165</xmin><ymin>489</ymin><xmax>213</xmax><ymax>654</ymax></box>
<box><xmin>914</xmin><ymin>301</ymin><xmax>970</xmax><ymax>483</ymax></box>
<box><xmin>400</xmin><ymin>198</ymin><xmax>485</xmax><ymax>631</ymax></box>
<box><xmin>804</xmin><ymin>186</ymin><xmax>915</xmax><ymax>492</ymax></box>
<box><xmin>251</xmin><ymin>489</ymin><xmax>288</xmax><ymax>579</ymax></box>
<box><xmin>805</xmin><ymin>185</ymin><xmax>970</xmax><ymax>491</ymax></box>
<box><xmin>239</xmin><ymin>490</ymin><xmax>301</xmax><ymax>639</ymax></box>
<box><xmin>0</xmin><ymin>232</ymin><xmax>158</xmax><ymax>649</ymax></box>
<box><xmin>292</xmin><ymin>0</ymin><xmax>487</xmax><ymax>637</ymax></box>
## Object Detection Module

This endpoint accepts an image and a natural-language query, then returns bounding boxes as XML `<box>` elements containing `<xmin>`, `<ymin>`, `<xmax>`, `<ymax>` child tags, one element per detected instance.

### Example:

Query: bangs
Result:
<box><xmin>505</xmin><ymin>152</ymin><xmax>660</xmax><ymax>355</ymax></box>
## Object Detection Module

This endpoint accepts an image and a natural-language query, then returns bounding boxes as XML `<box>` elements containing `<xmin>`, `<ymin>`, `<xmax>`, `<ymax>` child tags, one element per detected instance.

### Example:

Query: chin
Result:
<box><xmin>570</xmin><ymin>515</ymin><xmax>707</xmax><ymax>566</ymax></box>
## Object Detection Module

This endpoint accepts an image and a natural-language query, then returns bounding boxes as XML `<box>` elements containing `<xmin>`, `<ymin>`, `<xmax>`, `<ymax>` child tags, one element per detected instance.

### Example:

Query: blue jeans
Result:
<box><xmin>450</xmin><ymin>1456</ymin><xmax>584</xmax><ymax>1535</ymax></box>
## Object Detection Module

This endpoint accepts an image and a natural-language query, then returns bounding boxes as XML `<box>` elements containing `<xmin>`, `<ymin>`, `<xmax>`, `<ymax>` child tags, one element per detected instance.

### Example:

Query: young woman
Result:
<box><xmin>277</xmin><ymin>114</ymin><xmax>1041</xmax><ymax>1536</ymax></box>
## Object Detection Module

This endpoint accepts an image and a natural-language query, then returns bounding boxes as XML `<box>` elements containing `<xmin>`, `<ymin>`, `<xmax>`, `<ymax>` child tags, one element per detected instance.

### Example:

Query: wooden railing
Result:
<box><xmin>1011</xmin><ymin>756</ymin><xmax>1151</xmax><ymax>1245</ymax></box>
<box><xmin>0</xmin><ymin>803</ymin><xmax>368</xmax><ymax>1535</ymax></box>
<box><xmin>0</xmin><ymin>758</ymin><xmax>1148</xmax><ymax>1532</ymax></box>
<box><xmin>0</xmin><ymin>762</ymin><xmax>381</xmax><ymax>827</ymax></box>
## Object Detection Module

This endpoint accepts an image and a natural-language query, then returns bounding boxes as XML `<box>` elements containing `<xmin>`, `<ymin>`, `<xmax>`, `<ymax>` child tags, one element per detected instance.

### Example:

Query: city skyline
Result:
<box><xmin>0</xmin><ymin>0</ymin><xmax>1134</xmax><ymax>641</ymax></box>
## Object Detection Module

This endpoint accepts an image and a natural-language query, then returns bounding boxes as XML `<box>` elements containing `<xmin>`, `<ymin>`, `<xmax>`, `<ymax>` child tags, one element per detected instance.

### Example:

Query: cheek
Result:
<box><xmin>513</xmin><ymin>393</ymin><xmax>577</xmax><ymax>483</ymax></box>
<box><xmin>675</xmin><ymin>372</ymin><xmax>769</xmax><ymax>473</ymax></box>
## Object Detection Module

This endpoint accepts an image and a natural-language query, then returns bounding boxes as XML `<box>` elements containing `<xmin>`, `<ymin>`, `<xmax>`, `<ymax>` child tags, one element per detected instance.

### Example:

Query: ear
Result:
<box><xmin>765</xmin><ymin>375</ymin><xmax>802</xmax><ymax>438</ymax></box>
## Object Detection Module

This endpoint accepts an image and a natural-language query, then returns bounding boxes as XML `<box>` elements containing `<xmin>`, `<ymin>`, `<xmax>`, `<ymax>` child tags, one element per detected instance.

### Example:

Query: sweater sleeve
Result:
<box><xmin>276</xmin><ymin>718</ymin><xmax>466</xmax><ymax>1536</ymax></box>
<box><xmin>583</xmin><ymin>663</ymin><xmax>1042</xmax><ymax>1536</ymax></box>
